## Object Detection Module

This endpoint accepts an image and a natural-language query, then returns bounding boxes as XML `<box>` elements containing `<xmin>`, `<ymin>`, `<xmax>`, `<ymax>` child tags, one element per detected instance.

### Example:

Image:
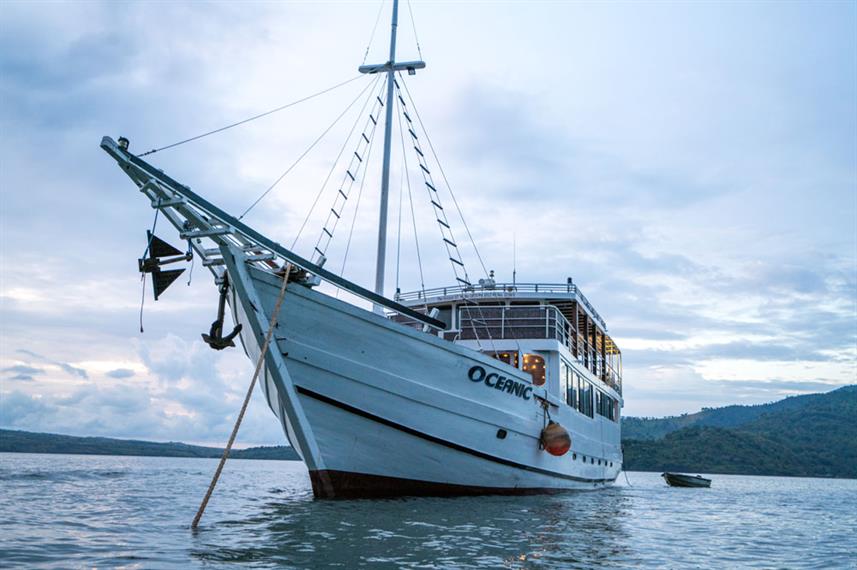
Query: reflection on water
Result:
<box><xmin>0</xmin><ymin>453</ymin><xmax>854</xmax><ymax>569</ymax></box>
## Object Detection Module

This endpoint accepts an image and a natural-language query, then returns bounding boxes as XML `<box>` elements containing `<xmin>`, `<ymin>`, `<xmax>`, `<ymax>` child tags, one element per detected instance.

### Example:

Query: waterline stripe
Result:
<box><xmin>296</xmin><ymin>386</ymin><xmax>615</xmax><ymax>485</ymax></box>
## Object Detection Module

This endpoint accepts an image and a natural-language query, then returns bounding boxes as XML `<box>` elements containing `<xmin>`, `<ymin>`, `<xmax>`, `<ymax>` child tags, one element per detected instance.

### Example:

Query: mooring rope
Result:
<box><xmin>191</xmin><ymin>264</ymin><xmax>292</xmax><ymax>530</ymax></box>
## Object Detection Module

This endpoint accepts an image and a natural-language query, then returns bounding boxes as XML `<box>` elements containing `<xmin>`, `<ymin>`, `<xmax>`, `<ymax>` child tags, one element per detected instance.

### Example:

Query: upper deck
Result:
<box><xmin>396</xmin><ymin>280</ymin><xmax>607</xmax><ymax>329</ymax></box>
<box><xmin>395</xmin><ymin>280</ymin><xmax>622</xmax><ymax>395</ymax></box>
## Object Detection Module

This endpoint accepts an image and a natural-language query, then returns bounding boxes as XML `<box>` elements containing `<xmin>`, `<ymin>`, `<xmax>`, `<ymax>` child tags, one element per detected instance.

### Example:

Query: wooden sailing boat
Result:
<box><xmin>102</xmin><ymin>0</ymin><xmax>624</xmax><ymax>498</ymax></box>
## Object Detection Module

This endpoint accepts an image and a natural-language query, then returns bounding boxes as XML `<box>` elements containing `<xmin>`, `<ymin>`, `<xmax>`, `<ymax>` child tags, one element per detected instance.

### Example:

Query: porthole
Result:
<box><xmin>496</xmin><ymin>429</ymin><xmax>507</xmax><ymax>439</ymax></box>
<box><xmin>572</xmin><ymin>453</ymin><xmax>577</xmax><ymax>460</ymax></box>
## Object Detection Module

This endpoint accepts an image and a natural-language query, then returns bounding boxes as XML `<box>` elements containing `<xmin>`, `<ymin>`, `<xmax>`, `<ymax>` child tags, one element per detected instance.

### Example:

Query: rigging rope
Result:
<box><xmin>139</xmin><ymin>205</ymin><xmax>161</xmax><ymax>333</ymax></box>
<box><xmin>191</xmin><ymin>264</ymin><xmax>292</xmax><ymax>530</ymax></box>
<box><xmin>395</xmin><ymin>90</ymin><xmax>428</xmax><ymax>306</ymax></box>
<box><xmin>406</xmin><ymin>0</ymin><xmax>423</xmax><ymax>61</ymax></box>
<box><xmin>398</xmin><ymin>74</ymin><xmax>490</xmax><ymax>278</ymax></box>
<box><xmin>139</xmin><ymin>76</ymin><xmax>365</xmax><ymax>157</ymax></box>
<box><xmin>394</xmin><ymin>168</ymin><xmax>404</xmax><ymax>293</ymax></box>
<box><xmin>362</xmin><ymin>0</ymin><xmax>387</xmax><ymax>65</ymax></box>
<box><xmin>338</xmin><ymin>101</ymin><xmax>380</xmax><ymax>277</ymax></box>
<box><xmin>238</xmin><ymin>77</ymin><xmax>378</xmax><ymax>220</ymax></box>
<box><xmin>312</xmin><ymin>79</ymin><xmax>386</xmax><ymax>262</ymax></box>
<box><xmin>291</xmin><ymin>75</ymin><xmax>383</xmax><ymax>249</ymax></box>
<box><xmin>395</xmin><ymin>77</ymin><xmax>496</xmax><ymax>351</ymax></box>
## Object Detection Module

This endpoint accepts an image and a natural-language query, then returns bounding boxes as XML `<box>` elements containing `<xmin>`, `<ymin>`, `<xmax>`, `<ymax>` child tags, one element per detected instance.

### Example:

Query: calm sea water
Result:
<box><xmin>0</xmin><ymin>453</ymin><xmax>854</xmax><ymax>569</ymax></box>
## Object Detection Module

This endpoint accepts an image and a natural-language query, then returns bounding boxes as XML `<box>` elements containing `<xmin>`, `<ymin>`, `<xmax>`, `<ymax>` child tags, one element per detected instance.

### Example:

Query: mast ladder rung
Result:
<box><xmin>408</xmin><ymin>128</ymin><xmax>418</xmax><ymax>140</ymax></box>
<box><xmin>323</xmin><ymin>228</ymin><xmax>333</xmax><ymax>237</ymax></box>
<box><xmin>330</xmin><ymin>209</ymin><xmax>340</xmax><ymax>219</ymax></box>
<box><xmin>346</xmin><ymin>170</ymin><xmax>356</xmax><ymax>181</ymax></box>
<box><xmin>338</xmin><ymin>189</ymin><xmax>347</xmax><ymax>198</ymax></box>
<box><xmin>425</xmin><ymin>181</ymin><xmax>437</xmax><ymax>192</ymax></box>
<box><xmin>436</xmin><ymin>218</ymin><xmax>450</xmax><ymax>229</ymax></box>
<box><xmin>456</xmin><ymin>277</ymin><xmax>471</xmax><ymax>286</ymax></box>
<box><xmin>403</xmin><ymin>111</ymin><xmax>412</xmax><ymax>123</ymax></box>
<box><xmin>354</xmin><ymin>151</ymin><xmax>362</xmax><ymax>162</ymax></box>
<box><xmin>443</xmin><ymin>238</ymin><xmax>457</xmax><ymax>247</ymax></box>
<box><xmin>180</xmin><ymin>227</ymin><xmax>231</xmax><ymax>239</ymax></box>
<box><xmin>450</xmin><ymin>257</ymin><xmax>465</xmax><ymax>267</ymax></box>
<box><xmin>430</xmin><ymin>200</ymin><xmax>443</xmax><ymax>210</ymax></box>
<box><xmin>369</xmin><ymin>115</ymin><xmax>377</xmax><ymax>125</ymax></box>
<box><xmin>414</xmin><ymin>146</ymin><xmax>424</xmax><ymax>157</ymax></box>
<box><xmin>362</xmin><ymin>133</ymin><xmax>370</xmax><ymax>143</ymax></box>
<box><xmin>419</xmin><ymin>164</ymin><xmax>431</xmax><ymax>174</ymax></box>
<box><xmin>398</xmin><ymin>95</ymin><xmax>406</xmax><ymax>107</ymax></box>
<box><xmin>376</xmin><ymin>96</ymin><xmax>384</xmax><ymax>106</ymax></box>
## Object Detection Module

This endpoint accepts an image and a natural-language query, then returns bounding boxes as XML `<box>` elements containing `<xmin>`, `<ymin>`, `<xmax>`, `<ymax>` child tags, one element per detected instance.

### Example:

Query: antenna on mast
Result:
<box><xmin>359</xmin><ymin>0</ymin><xmax>426</xmax><ymax>310</ymax></box>
<box><xmin>513</xmin><ymin>232</ymin><xmax>517</xmax><ymax>286</ymax></box>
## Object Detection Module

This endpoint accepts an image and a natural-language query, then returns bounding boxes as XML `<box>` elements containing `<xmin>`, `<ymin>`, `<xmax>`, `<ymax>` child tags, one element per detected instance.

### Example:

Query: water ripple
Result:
<box><xmin>0</xmin><ymin>453</ymin><xmax>855</xmax><ymax>568</ymax></box>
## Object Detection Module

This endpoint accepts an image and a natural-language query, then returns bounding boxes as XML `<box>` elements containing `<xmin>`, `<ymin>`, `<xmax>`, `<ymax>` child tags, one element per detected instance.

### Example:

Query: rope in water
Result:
<box><xmin>191</xmin><ymin>265</ymin><xmax>292</xmax><ymax>530</ymax></box>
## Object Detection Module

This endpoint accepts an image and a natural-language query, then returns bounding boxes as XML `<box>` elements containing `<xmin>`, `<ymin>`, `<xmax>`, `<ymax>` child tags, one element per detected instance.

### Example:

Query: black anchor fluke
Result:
<box><xmin>202</xmin><ymin>273</ymin><xmax>243</xmax><ymax>350</ymax></box>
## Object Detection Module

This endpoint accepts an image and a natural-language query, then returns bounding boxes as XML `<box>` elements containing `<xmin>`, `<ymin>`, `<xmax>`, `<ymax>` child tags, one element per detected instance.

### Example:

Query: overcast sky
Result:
<box><xmin>1</xmin><ymin>1</ymin><xmax>855</xmax><ymax>447</ymax></box>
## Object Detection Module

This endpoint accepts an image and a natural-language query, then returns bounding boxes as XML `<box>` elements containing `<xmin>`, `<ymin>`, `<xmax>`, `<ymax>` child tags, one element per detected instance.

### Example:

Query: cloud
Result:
<box><xmin>0</xmin><ymin>336</ymin><xmax>286</xmax><ymax>446</ymax></box>
<box><xmin>2</xmin><ymin>365</ymin><xmax>45</xmax><ymax>381</ymax></box>
<box><xmin>16</xmin><ymin>349</ymin><xmax>88</xmax><ymax>379</ymax></box>
<box><xmin>105</xmin><ymin>368</ymin><xmax>135</xmax><ymax>379</ymax></box>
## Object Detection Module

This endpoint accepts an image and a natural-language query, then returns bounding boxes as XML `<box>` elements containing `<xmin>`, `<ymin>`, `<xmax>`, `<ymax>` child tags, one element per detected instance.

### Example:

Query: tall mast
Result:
<box><xmin>374</xmin><ymin>0</ymin><xmax>399</xmax><ymax>303</ymax></box>
<box><xmin>358</xmin><ymin>0</ymin><xmax>425</xmax><ymax>306</ymax></box>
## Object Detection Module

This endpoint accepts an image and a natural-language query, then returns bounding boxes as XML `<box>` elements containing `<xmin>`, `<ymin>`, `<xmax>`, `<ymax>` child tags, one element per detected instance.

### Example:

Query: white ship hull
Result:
<box><xmin>227</xmin><ymin>255</ymin><xmax>621</xmax><ymax>498</ymax></box>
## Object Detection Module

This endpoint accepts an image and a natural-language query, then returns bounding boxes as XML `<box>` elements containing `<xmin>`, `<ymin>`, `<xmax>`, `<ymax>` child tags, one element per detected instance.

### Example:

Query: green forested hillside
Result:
<box><xmin>622</xmin><ymin>388</ymin><xmax>841</xmax><ymax>440</ymax></box>
<box><xmin>623</xmin><ymin>385</ymin><xmax>856</xmax><ymax>477</ymax></box>
<box><xmin>0</xmin><ymin>429</ymin><xmax>300</xmax><ymax>460</ymax></box>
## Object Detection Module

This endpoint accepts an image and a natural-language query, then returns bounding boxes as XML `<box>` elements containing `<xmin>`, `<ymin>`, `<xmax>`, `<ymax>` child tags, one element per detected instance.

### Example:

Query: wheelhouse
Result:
<box><xmin>395</xmin><ymin>278</ymin><xmax>623</xmax><ymax>421</ymax></box>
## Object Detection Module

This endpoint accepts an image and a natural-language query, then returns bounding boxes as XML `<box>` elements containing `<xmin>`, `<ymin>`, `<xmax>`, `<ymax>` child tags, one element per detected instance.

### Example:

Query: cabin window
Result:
<box><xmin>560</xmin><ymin>360</ymin><xmax>573</xmax><ymax>406</ymax></box>
<box><xmin>522</xmin><ymin>353</ymin><xmax>545</xmax><ymax>386</ymax></box>
<box><xmin>571</xmin><ymin>372</ymin><xmax>580</xmax><ymax>411</ymax></box>
<box><xmin>594</xmin><ymin>391</ymin><xmax>619</xmax><ymax>422</ymax></box>
<box><xmin>580</xmin><ymin>379</ymin><xmax>593</xmax><ymax>418</ymax></box>
<box><xmin>487</xmin><ymin>351</ymin><xmax>519</xmax><ymax>368</ymax></box>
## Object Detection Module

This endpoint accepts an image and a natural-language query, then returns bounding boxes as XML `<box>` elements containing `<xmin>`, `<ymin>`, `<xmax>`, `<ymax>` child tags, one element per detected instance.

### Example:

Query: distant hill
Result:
<box><xmin>0</xmin><ymin>429</ymin><xmax>300</xmax><ymax>461</ymax></box>
<box><xmin>622</xmin><ymin>389</ymin><xmax>838</xmax><ymax>440</ymax></box>
<box><xmin>623</xmin><ymin>385</ymin><xmax>857</xmax><ymax>478</ymax></box>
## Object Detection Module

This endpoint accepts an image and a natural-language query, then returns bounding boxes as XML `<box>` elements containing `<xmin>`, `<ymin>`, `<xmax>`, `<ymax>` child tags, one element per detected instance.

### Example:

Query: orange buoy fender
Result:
<box><xmin>540</xmin><ymin>421</ymin><xmax>571</xmax><ymax>456</ymax></box>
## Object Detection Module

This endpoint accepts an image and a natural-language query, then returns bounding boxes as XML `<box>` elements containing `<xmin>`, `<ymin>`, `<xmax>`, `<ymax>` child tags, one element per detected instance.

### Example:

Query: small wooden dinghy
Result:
<box><xmin>662</xmin><ymin>472</ymin><xmax>712</xmax><ymax>488</ymax></box>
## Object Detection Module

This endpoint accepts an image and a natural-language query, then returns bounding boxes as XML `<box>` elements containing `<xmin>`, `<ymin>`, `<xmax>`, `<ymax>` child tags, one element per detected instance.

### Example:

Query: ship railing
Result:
<box><xmin>396</xmin><ymin>282</ymin><xmax>606</xmax><ymax>329</ymax></box>
<box><xmin>456</xmin><ymin>305</ymin><xmax>622</xmax><ymax>394</ymax></box>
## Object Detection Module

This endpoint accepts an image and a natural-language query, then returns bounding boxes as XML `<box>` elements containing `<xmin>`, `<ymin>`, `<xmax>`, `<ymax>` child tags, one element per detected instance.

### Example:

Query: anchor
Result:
<box><xmin>139</xmin><ymin>231</ymin><xmax>192</xmax><ymax>300</ymax></box>
<box><xmin>202</xmin><ymin>273</ymin><xmax>243</xmax><ymax>350</ymax></box>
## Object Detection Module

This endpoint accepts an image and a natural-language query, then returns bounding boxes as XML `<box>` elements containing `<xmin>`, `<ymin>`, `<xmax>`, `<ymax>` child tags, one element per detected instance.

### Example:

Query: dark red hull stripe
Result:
<box><xmin>309</xmin><ymin>469</ymin><xmax>581</xmax><ymax>499</ymax></box>
<box><xmin>295</xmin><ymin>386</ymin><xmax>615</xmax><ymax>485</ymax></box>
